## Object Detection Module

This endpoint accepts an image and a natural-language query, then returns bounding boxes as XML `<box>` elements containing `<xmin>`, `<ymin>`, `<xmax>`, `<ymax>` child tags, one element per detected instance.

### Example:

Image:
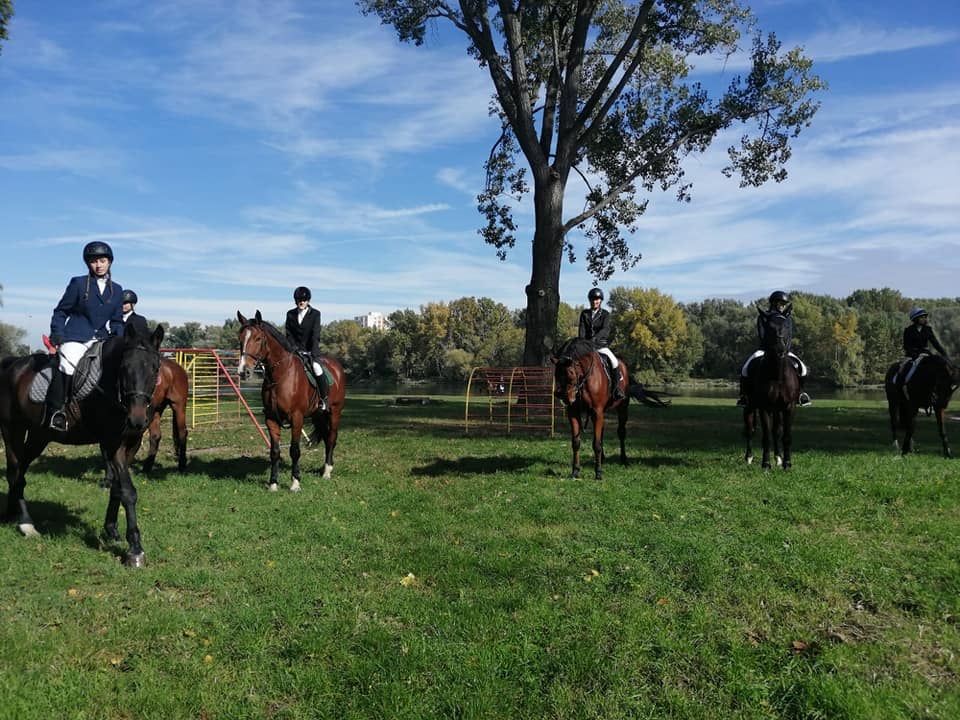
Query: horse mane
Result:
<box><xmin>257</xmin><ymin>319</ymin><xmax>298</xmax><ymax>354</ymax></box>
<box><xmin>556</xmin><ymin>337</ymin><xmax>596</xmax><ymax>361</ymax></box>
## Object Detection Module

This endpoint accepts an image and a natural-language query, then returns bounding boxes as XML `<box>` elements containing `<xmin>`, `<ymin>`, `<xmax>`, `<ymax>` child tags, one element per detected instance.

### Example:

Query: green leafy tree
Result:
<box><xmin>608</xmin><ymin>286</ymin><xmax>693</xmax><ymax>380</ymax></box>
<box><xmin>684</xmin><ymin>298</ymin><xmax>755</xmax><ymax>378</ymax></box>
<box><xmin>385</xmin><ymin>308</ymin><xmax>424</xmax><ymax>379</ymax></box>
<box><xmin>0</xmin><ymin>1</ymin><xmax>13</xmax><ymax>56</ymax></box>
<box><xmin>0</xmin><ymin>321</ymin><xmax>28</xmax><ymax>357</ymax></box>
<box><xmin>165</xmin><ymin>322</ymin><xmax>204</xmax><ymax>349</ymax></box>
<box><xmin>359</xmin><ymin>0</ymin><xmax>824</xmax><ymax>365</ymax></box>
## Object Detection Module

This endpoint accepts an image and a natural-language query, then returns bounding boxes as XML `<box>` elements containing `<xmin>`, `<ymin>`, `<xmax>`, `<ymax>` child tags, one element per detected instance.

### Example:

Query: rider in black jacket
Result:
<box><xmin>578</xmin><ymin>287</ymin><xmax>624</xmax><ymax>400</ymax></box>
<box><xmin>900</xmin><ymin>307</ymin><xmax>949</xmax><ymax>385</ymax></box>
<box><xmin>285</xmin><ymin>286</ymin><xmax>328</xmax><ymax>411</ymax></box>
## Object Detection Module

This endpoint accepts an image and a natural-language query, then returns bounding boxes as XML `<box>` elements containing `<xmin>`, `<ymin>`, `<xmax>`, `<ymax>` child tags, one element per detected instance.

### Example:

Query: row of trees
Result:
<box><xmin>3</xmin><ymin>285</ymin><xmax>954</xmax><ymax>385</ymax></box>
<box><xmin>146</xmin><ymin>287</ymin><xmax>957</xmax><ymax>387</ymax></box>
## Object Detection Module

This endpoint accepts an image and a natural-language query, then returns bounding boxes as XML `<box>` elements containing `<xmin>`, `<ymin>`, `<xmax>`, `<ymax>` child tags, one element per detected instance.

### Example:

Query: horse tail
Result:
<box><xmin>628</xmin><ymin>382</ymin><xmax>671</xmax><ymax>408</ymax></box>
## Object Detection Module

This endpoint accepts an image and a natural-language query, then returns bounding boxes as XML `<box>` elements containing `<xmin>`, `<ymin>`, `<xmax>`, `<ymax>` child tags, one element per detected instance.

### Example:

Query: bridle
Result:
<box><xmin>117</xmin><ymin>344</ymin><xmax>160</xmax><ymax>409</ymax></box>
<box><xmin>239</xmin><ymin>326</ymin><xmax>284</xmax><ymax>376</ymax></box>
<box><xmin>558</xmin><ymin>352</ymin><xmax>596</xmax><ymax>401</ymax></box>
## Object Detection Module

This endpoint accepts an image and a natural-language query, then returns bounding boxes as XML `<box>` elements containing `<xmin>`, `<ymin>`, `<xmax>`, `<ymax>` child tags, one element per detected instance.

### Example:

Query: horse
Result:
<box><xmin>141</xmin><ymin>357</ymin><xmax>189</xmax><ymax>473</ymax></box>
<box><xmin>236</xmin><ymin>311</ymin><xmax>346</xmax><ymax>491</ymax></box>
<box><xmin>0</xmin><ymin>324</ymin><xmax>164</xmax><ymax>567</ymax></box>
<box><xmin>552</xmin><ymin>338</ymin><xmax>669</xmax><ymax>480</ymax></box>
<box><xmin>743</xmin><ymin>306</ymin><xmax>800</xmax><ymax>469</ymax></box>
<box><xmin>885</xmin><ymin>354</ymin><xmax>960</xmax><ymax>457</ymax></box>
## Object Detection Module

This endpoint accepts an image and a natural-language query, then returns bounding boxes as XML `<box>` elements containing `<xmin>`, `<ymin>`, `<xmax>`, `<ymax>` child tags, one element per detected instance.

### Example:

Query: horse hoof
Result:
<box><xmin>124</xmin><ymin>552</ymin><xmax>146</xmax><ymax>568</ymax></box>
<box><xmin>783</xmin><ymin>462</ymin><xmax>792</xmax><ymax>470</ymax></box>
<box><xmin>775</xmin><ymin>456</ymin><xmax>783</xmax><ymax>467</ymax></box>
<box><xmin>322</xmin><ymin>464</ymin><xmax>333</xmax><ymax>479</ymax></box>
<box><xmin>18</xmin><ymin>523</ymin><xmax>40</xmax><ymax>538</ymax></box>
<box><xmin>268</xmin><ymin>483</ymin><xmax>279</xmax><ymax>492</ymax></box>
<box><xmin>290</xmin><ymin>479</ymin><xmax>301</xmax><ymax>493</ymax></box>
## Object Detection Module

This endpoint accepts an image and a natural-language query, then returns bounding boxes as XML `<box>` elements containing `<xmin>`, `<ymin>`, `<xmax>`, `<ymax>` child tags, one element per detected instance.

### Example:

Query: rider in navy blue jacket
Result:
<box><xmin>285</xmin><ymin>286</ymin><xmax>328</xmax><ymax>411</ymax></box>
<box><xmin>46</xmin><ymin>241</ymin><xmax>124</xmax><ymax>430</ymax></box>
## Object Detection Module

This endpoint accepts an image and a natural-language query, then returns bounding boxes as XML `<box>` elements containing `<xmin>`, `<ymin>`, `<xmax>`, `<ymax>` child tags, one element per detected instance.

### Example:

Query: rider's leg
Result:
<box><xmin>737</xmin><ymin>351</ymin><xmax>763</xmax><ymax>406</ymax></box>
<box><xmin>598</xmin><ymin>348</ymin><xmax>624</xmax><ymax>399</ymax></box>
<box><xmin>312</xmin><ymin>360</ymin><xmax>329</xmax><ymax>411</ymax></box>
<box><xmin>789</xmin><ymin>352</ymin><xmax>812</xmax><ymax>406</ymax></box>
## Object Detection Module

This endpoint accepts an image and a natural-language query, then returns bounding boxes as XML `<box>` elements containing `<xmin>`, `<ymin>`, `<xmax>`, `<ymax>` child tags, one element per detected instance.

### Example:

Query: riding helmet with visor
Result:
<box><xmin>587</xmin><ymin>288</ymin><xmax>604</xmax><ymax>302</ymax></box>
<box><xmin>121</xmin><ymin>289</ymin><xmax>138</xmax><ymax>305</ymax></box>
<box><xmin>909</xmin><ymin>306</ymin><xmax>928</xmax><ymax>322</ymax></box>
<box><xmin>294</xmin><ymin>286</ymin><xmax>312</xmax><ymax>302</ymax></box>
<box><xmin>768</xmin><ymin>290</ymin><xmax>790</xmax><ymax>307</ymax></box>
<box><xmin>83</xmin><ymin>241</ymin><xmax>114</xmax><ymax>264</ymax></box>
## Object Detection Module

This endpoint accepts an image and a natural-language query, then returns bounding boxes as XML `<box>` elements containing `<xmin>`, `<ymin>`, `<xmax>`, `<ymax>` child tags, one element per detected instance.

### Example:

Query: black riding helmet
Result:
<box><xmin>587</xmin><ymin>287</ymin><xmax>604</xmax><ymax>302</ymax></box>
<box><xmin>768</xmin><ymin>290</ymin><xmax>790</xmax><ymax>307</ymax></box>
<box><xmin>294</xmin><ymin>286</ymin><xmax>312</xmax><ymax>302</ymax></box>
<box><xmin>121</xmin><ymin>289</ymin><xmax>138</xmax><ymax>304</ymax></box>
<box><xmin>83</xmin><ymin>240</ymin><xmax>114</xmax><ymax>263</ymax></box>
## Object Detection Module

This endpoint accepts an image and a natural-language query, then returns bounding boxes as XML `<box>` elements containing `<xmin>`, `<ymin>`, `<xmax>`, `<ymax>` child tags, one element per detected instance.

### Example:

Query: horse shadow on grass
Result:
<box><xmin>411</xmin><ymin>455</ymin><xmax>539</xmax><ymax>477</ymax></box>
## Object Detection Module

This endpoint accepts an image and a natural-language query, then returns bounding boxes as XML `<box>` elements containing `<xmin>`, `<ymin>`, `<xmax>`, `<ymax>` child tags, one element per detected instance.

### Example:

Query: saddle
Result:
<box><xmin>29</xmin><ymin>342</ymin><xmax>106</xmax><ymax>404</ymax></box>
<box><xmin>295</xmin><ymin>352</ymin><xmax>332</xmax><ymax>392</ymax></box>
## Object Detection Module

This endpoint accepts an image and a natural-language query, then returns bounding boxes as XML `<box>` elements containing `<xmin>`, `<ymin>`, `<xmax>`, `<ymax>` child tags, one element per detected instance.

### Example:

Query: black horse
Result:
<box><xmin>885</xmin><ymin>354</ymin><xmax>960</xmax><ymax>457</ymax></box>
<box><xmin>743</xmin><ymin>307</ymin><xmax>801</xmax><ymax>469</ymax></box>
<box><xmin>0</xmin><ymin>324</ymin><xmax>164</xmax><ymax>567</ymax></box>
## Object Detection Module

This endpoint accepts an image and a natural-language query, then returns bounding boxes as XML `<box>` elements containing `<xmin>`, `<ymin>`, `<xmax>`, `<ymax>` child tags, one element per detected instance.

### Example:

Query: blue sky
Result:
<box><xmin>1</xmin><ymin>0</ymin><xmax>958</xmax><ymax>350</ymax></box>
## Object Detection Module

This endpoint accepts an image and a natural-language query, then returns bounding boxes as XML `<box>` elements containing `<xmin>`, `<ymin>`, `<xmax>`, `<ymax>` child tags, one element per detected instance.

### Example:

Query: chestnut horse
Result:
<box><xmin>885</xmin><ymin>354</ymin><xmax>959</xmax><ymax>457</ymax></box>
<box><xmin>236</xmin><ymin>311</ymin><xmax>346</xmax><ymax>491</ymax></box>
<box><xmin>743</xmin><ymin>307</ymin><xmax>801</xmax><ymax>469</ymax></box>
<box><xmin>141</xmin><ymin>358</ymin><xmax>189</xmax><ymax>473</ymax></box>
<box><xmin>552</xmin><ymin>338</ymin><xmax>668</xmax><ymax>480</ymax></box>
<box><xmin>0</xmin><ymin>324</ymin><xmax>164</xmax><ymax>567</ymax></box>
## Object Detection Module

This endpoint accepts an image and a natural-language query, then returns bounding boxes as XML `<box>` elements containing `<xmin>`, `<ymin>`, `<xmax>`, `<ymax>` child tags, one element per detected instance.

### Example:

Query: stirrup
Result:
<box><xmin>798</xmin><ymin>392</ymin><xmax>812</xmax><ymax>406</ymax></box>
<box><xmin>318</xmin><ymin>397</ymin><xmax>328</xmax><ymax>412</ymax></box>
<box><xmin>736</xmin><ymin>396</ymin><xmax>748</xmax><ymax>407</ymax></box>
<box><xmin>48</xmin><ymin>409</ymin><xmax>68</xmax><ymax>431</ymax></box>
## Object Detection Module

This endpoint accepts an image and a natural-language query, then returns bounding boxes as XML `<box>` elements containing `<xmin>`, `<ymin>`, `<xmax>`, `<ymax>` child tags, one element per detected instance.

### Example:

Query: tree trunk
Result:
<box><xmin>523</xmin><ymin>177</ymin><xmax>566</xmax><ymax>366</ymax></box>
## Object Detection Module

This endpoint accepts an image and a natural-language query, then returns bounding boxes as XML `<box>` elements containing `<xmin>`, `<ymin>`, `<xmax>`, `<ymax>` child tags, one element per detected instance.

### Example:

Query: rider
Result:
<box><xmin>736</xmin><ymin>290</ymin><xmax>811</xmax><ymax>407</ymax></box>
<box><xmin>121</xmin><ymin>289</ymin><xmax>150</xmax><ymax>338</ymax></box>
<box><xmin>578</xmin><ymin>287</ymin><xmax>625</xmax><ymax>400</ymax></box>
<box><xmin>285</xmin><ymin>285</ymin><xmax>328</xmax><ymax>412</ymax></box>
<box><xmin>46</xmin><ymin>241</ymin><xmax>125</xmax><ymax>430</ymax></box>
<box><xmin>899</xmin><ymin>307</ymin><xmax>949</xmax><ymax>387</ymax></box>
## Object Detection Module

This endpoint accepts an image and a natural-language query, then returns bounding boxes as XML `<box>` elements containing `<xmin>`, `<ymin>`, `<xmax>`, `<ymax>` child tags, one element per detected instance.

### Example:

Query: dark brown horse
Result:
<box><xmin>743</xmin><ymin>307</ymin><xmax>800</xmax><ymax>469</ymax></box>
<box><xmin>885</xmin><ymin>354</ymin><xmax>959</xmax><ymax>457</ymax></box>
<box><xmin>0</xmin><ymin>324</ymin><xmax>164</xmax><ymax>567</ymax></box>
<box><xmin>552</xmin><ymin>338</ymin><xmax>668</xmax><ymax>480</ymax></box>
<box><xmin>236</xmin><ymin>311</ymin><xmax>346</xmax><ymax>490</ymax></box>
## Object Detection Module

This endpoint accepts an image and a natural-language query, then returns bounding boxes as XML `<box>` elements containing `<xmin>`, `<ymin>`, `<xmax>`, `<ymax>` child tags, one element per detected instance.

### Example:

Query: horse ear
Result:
<box><xmin>756</xmin><ymin>303</ymin><xmax>766</xmax><ymax>316</ymax></box>
<box><xmin>237</xmin><ymin>310</ymin><xmax>246</xmax><ymax>324</ymax></box>
<box><xmin>783</xmin><ymin>302</ymin><xmax>793</xmax><ymax>316</ymax></box>
<box><xmin>151</xmin><ymin>324</ymin><xmax>165</xmax><ymax>350</ymax></box>
<box><xmin>550</xmin><ymin>356</ymin><xmax>559</xmax><ymax>365</ymax></box>
<box><xmin>255</xmin><ymin>310</ymin><xmax>263</xmax><ymax>323</ymax></box>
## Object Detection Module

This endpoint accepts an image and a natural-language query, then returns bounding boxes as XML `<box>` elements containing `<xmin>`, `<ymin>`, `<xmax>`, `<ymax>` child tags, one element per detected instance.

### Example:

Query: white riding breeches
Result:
<box><xmin>312</xmin><ymin>361</ymin><xmax>323</xmax><ymax>376</ymax></box>
<box><xmin>597</xmin><ymin>347</ymin><xmax>618</xmax><ymax>368</ymax></box>
<box><xmin>58</xmin><ymin>340</ymin><xmax>96</xmax><ymax>375</ymax></box>
<box><xmin>741</xmin><ymin>350</ymin><xmax>807</xmax><ymax>377</ymax></box>
<box><xmin>903</xmin><ymin>353</ymin><xmax>928</xmax><ymax>384</ymax></box>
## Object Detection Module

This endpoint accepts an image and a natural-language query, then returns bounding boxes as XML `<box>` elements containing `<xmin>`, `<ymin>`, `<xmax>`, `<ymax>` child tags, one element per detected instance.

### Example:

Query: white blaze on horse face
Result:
<box><xmin>238</xmin><ymin>330</ymin><xmax>252</xmax><ymax>376</ymax></box>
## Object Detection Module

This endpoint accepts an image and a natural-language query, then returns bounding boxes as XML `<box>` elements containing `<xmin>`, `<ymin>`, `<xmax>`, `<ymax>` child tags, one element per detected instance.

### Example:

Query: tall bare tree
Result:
<box><xmin>359</xmin><ymin>0</ymin><xmax>824</xmax><ymax>364</ymax></box>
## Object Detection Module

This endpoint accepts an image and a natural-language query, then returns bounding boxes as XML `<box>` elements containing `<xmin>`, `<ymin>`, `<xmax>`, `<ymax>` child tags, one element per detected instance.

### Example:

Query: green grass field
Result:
<box><xmin>1</xmin><ymin>396</ymin><xmax>958</xmax><ymax>719</ymax></box>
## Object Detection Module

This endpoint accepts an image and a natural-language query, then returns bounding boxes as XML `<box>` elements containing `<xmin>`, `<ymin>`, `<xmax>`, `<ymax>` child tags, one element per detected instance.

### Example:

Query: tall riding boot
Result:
<box><xmin>45</xmin><ymin>365</ymin><xmax>68</xmax><ymax>431</ymax></box>
<box><xmin>736</xmin><ymin>376</ymin><xmax>748</xmax><ymax>406</ymax></box>
<box><xmin>317</xmin><ymin>369</ymin><xmax>329</xmax><ymax>412</ymax></box>
<box><xmin>613</xmin><ymin>368</ymin><xmax>625</xmax><ymax>400</ymax></box>
<box><xmin>798</xmin><ymin>376</ymin><xmax>812</xmax><ymax>406</ymax></box>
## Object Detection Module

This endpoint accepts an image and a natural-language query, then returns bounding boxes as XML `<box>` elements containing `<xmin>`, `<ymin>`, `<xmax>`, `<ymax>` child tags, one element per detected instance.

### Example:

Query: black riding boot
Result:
<box><xmin>613</xmin><ymin>368</ymin><xmax>625</xmax><ymax>400</ymax></box>
<box><xmin>798</xmin><ymin>376</ymin><xmax>812</xmax><ymax>406</ymax></box>
<box><xmin>317</xmin><ymin>369</ymin><xmax>329</xmax><ymax>412</ymax></box>
<box><xmin>45</xmin><ymin>365</ymin><xmax>68</xmax><ymax>431</ymax></box>
<box><xmin>736</xmin><ymin>376</ymin><xmax>748</xmax><ymax>406</ymax></box>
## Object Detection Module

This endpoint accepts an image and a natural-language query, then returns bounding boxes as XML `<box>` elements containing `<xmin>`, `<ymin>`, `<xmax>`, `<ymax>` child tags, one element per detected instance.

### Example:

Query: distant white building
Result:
<box><xmin>354</xmin><ymin>311</ymin><xmax>388</xmax><ymax>330</ymax></box>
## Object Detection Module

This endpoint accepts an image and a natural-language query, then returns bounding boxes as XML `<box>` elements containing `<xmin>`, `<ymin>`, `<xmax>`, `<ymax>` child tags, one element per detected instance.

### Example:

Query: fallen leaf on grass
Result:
<box><xmin>583</xmin><ymin>569</ymin><xmax>601</xmax><ymax>582</ymax></box>
<box><xmin>400</xmin><ymin>573</ymin><xmax>418</xmax><ymax>587</ymax></box>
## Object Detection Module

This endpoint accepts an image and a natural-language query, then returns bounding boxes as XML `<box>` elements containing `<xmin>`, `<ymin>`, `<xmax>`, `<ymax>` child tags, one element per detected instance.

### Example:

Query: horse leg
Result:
<box><xmin>266</xmin><ymin>419</ymin><xmax>283</xmax><ymax>491</ymax></box>
<box><xmin>902</xmin><ymin>411</ymin><xmax>916</xmax><ymax>455</ymax></box>
<box><xmin>2</xmin><ymin>423</ymin><xmax>42</xmax><ymax>535</ymax></box>
<box><xmin>104</xmin><ymin>445</ymin><xmax>145</xmax><ymax>568</ymax></box>
<box><xmin>617</xmin><ymin>403</ymin><xmax>628</xmax><ymax>466</ymax></box>
<box><xmin>782</xmin><ymin>409</ymin><xmax>794</xmax><ymax>469</ymax></box>
<box><xmin>141</xmin><ymin>408</ymin><xmax>162</xmax><ymax>474</ymax></box>
<box><xmin>773</xmin><ymin>411</ymin><xmax>783</xmax><ymax>467</ymax></box>
<box><xmin>320</xmin><ymin>409</ymin><xmax>339</xmax><ymax>479</ymax></box>
<box><xmin>593</xmin><ymin>412</ymin><xmax>605</xmax><ymax>480</ymax></box>
<box><xmin>935</xmin><ymin>407</ymin><xmax>953</xmax><ymax>459</ymax></box>
<box><xmin>743</xmin><ymin>408</ymin><xmax>756</xmax><ymax>465</ymax></box>
<box><xmin>888</xmin><ymin>398</ymin><xmax>900</xmax><ymax>451</ymax></box>
<box><xmin>568</xmin><ymin>413</ymin><xmax>582</xmax><ymax>479</ymax></box>
<box><xmin>289</xmin><ymin>415</ymin><xmax>304</xmax><ymax>493</ymax></box>
<box><xmin>172</xmin><ymin>402</ymin><xmax>188</xmax><ymax>472</ymax></box>
<box><xmin>760</xmin><ymin>410</ymin><xmax>774</xmax><ymax>470</ymax></box>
